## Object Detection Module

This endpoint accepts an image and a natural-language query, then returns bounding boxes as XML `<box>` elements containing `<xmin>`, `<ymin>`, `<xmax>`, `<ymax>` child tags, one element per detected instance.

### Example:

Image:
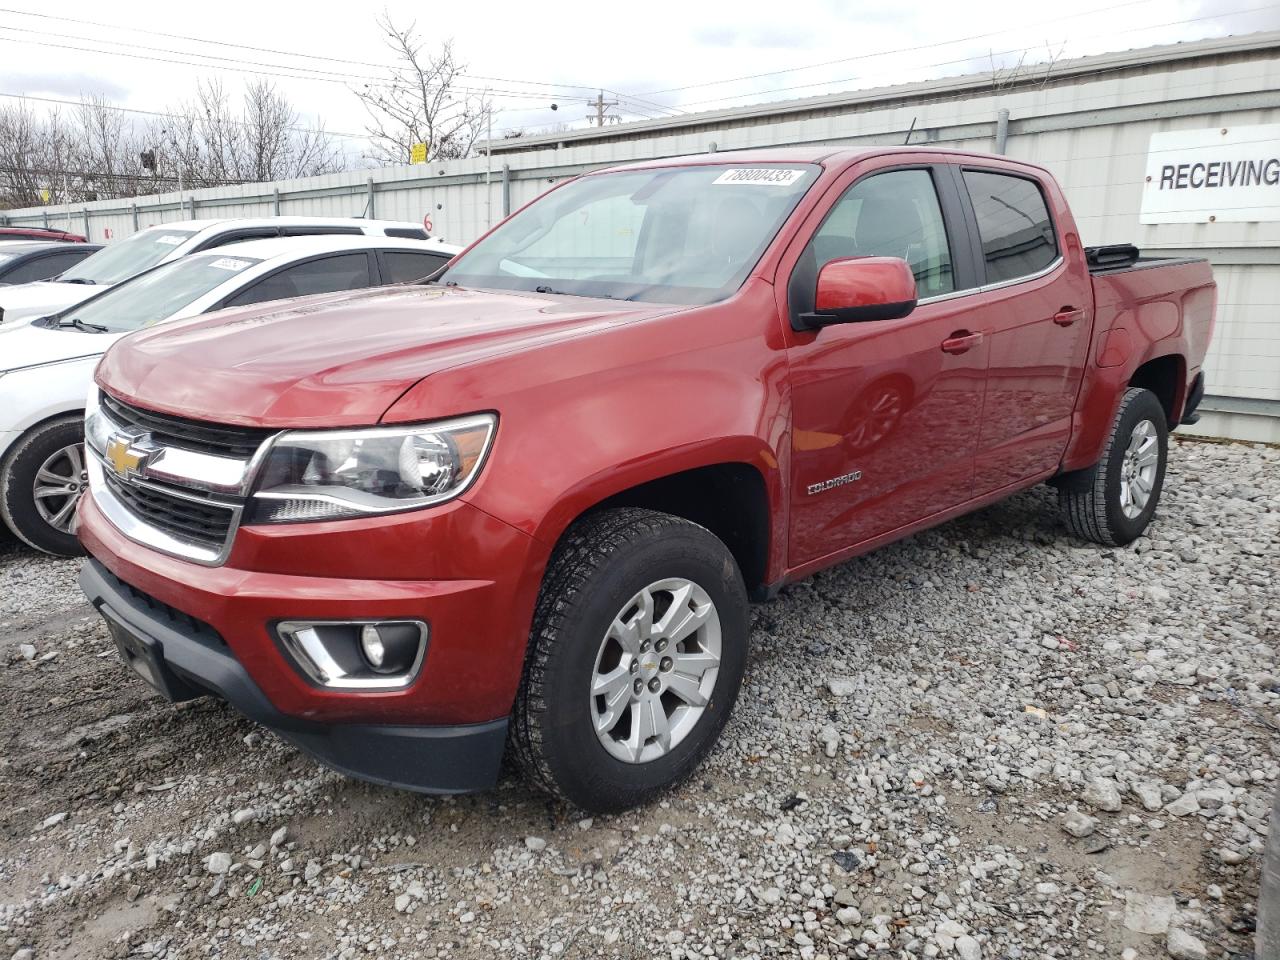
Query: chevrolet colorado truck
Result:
<box><xmin>76</xmin><ymin>147</ymin><xmax>1216</xmax><ymax>812</ymax></box>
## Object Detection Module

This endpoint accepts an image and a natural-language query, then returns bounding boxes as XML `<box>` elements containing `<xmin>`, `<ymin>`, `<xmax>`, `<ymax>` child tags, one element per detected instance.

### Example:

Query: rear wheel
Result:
<box><xmin>509</xmin><ymin>508</ymin><xmax>749</xmax><ymax>812</ymax></box>
<box><xmin>1057</xmin><ymin>387</ymin><xmax>1168</xmax><ymax>546</ymax></box>
<box><xmin>0</xmin><ymin>415</ymin><xmax>88</xmax><ymax>557</ymax></box>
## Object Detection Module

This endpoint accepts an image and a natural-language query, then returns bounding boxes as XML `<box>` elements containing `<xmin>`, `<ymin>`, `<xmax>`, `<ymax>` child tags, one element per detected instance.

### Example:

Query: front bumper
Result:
<box><xmin>80</xmin><ymin>558</ymin><xmax>508</xmax><ymax>793</ymax></box>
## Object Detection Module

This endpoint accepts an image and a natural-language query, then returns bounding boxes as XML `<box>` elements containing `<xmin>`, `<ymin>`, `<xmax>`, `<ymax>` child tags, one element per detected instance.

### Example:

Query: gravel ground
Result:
<box><xmin>0</xmin><ymin>436</ymin><xmax>1275</xmax><ymax>960</ymax></box>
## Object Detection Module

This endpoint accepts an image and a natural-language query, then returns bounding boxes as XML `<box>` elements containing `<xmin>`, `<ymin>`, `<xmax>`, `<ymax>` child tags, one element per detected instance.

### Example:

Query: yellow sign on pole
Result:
<box><xmin>39</xmin><ymin>188</ymin><xmax>50</xmax><ymax>203</ymax></box>
<box><xmin>410</xmin><ymin>142</ymin><xmax>428</xmax><ymax>165</ymax></box>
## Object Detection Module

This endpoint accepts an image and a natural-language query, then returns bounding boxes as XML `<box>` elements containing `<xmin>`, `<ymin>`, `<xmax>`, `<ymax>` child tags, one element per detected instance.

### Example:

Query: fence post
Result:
<box><xmin>42</xmin><ymin>210</ymin><xmax>49</xmax><ymax>228</ymax></box>
<box><xmin>187</xmin><ymin>196</ymin><xmax>196</xmax><ymax>218</ymax></box>
<box><xmin>502</xmin><ymin>164</ymin><xmax>511</xmax><ymax>218</ymax></box>
<box><xmin>366</xmin><ymin>177</ymin><xmax>375</xmax><ymax>219</ymax></box>
<box><xmin>995</xmin><ymin>108</ymin><xmax>1010</xmax><ymax>154</ymax></box>
<box><xmin>273</xmin><ymin>187</ymin><xmax>281</xmax><ymax>216</ymax></box>
<box><xmin>131</xmin><ymin>203</ymin><xmax>139</xmax><ymax>232</ymax></box>
<box><xmin>82</xmin><ymin>207</ymin><xmax>90</xmax><ymax>240</ymax></box>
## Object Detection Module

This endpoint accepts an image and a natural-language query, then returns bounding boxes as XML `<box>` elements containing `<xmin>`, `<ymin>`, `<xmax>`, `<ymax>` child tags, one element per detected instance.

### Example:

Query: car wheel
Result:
<box><xmin>1056</xmin><ymin>387</ymin><xmax>1168</xmax><ymax>547</ymax></box>
<box><xmin>0</xmin><ymin>415</ymin><xmax>88</xmax><ymax>557</ymax></box>
<box><xmin>509</xmin><ymin>507</ymin><xmax>749</xmax><ymax>812</ymax></box>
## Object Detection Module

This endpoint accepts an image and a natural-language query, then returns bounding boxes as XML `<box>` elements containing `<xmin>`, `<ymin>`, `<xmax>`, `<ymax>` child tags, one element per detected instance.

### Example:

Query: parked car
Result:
<box><xmin>0</xmin><ymin>234</ymin><xmax>459</xmax><ymax>554</ymax></box>
<box><xmin>0</xmin><ymin>217</ymin><xmax>447</xmax><ymax>326</ymax></box>
<box><xmin>0</xmin><ymin>242</ymin><xmax>102</xmax><ymax>285</ymax></box>
<box><xmin>77</xmin><ymin>147</ymin><xmax>1215</xmax><ymax>812</ymax></box>
<box><xmin>0</xmin><ymin>226</ymin><xmax>88</xmax><ymax>243</ymax></box>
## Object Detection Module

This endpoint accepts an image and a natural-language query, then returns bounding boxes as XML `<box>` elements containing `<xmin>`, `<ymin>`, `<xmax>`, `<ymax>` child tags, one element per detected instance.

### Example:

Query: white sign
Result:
<box><xmin>712</xmin><ymin>168</ymin><xmax>806</xmax><ymax>187</ymax></box>
<box><xmin>1141</xmin><ymin>125</ymin><xmax>1280</xmax><ymax>224</ymax></box>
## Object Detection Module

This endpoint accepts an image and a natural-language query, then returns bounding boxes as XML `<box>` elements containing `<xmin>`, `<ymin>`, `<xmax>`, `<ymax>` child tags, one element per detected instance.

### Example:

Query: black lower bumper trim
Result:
<box><xmin>79</xmin><ymin>558</ymin><xmax>507</xmax><ymax>794</ymax></box>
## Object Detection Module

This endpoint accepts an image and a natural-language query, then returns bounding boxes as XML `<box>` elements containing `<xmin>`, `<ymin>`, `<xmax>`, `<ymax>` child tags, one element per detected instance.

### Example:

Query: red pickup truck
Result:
<box><xmin>76</xmin><ymin>147</ymin><xmax>1215</xmax><ymax>812</ymax></box>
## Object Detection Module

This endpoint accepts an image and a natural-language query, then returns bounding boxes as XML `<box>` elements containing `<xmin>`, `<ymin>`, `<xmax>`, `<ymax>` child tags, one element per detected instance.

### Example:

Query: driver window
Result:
<box><xmin>807</xmin><ymin>169</ymin><xmax>955</xmax><ymax>299</ymax></box>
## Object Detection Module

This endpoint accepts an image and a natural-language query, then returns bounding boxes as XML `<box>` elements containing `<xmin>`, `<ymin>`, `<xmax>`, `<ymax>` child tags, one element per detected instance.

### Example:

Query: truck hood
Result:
<box><xmin>96</xmin><ymin>285</ymin><xmax>687</xmax><ymax>428</ymax></box>
<box><xmin>0</xmin><ymin>321</ymin><xmax>118</xmax><ymax>373</ymax></box>
<box><xmin>0</xmin><ymin>281</ymin><xmax>103</xmax><ymax>325</ymax></box>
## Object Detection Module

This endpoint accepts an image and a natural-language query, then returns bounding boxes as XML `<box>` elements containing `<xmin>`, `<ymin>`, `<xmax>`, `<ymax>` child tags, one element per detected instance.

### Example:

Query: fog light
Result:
<box><xmin>275</xmin><ymin>619</ymin><xmax>428</xmax><ymax>690</ymax></box>
<box><xmin>360</xmin><ymin>624</ymin><xmax>386</xmax><ymax>669</ymax></box>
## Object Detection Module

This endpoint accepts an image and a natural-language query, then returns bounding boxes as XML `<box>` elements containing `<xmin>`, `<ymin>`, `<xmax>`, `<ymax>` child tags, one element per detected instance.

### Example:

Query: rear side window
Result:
<box><xmin>2</xmin><ymin>256</ymin><xmax>67</xmax><ymax>284</ymax></box>
<box><xmin>35</xmin><ymin>251</ymin><xmax>91</xmax><ymax>276</ymax></box>
<box><xmin>963</xmin><ymin>171</ymin><xmax>1058</xmax><ymax>284</ymax></box>
<box><xmin>226</xmin><ymin>253</ymin><xmax>372</xmax><ymax>307</ymax></box>
<box><xmin>381</xmin><ymin>251</ymin><xmax>451</xmax><ymax>283</ymax></box>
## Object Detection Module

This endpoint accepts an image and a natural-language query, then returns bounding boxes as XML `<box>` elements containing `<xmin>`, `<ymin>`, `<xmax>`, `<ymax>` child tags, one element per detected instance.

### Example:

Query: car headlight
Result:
<box><xmin>247</xmin><ymin>414</ymin><xmax>496</xmax><ymax>524</ymax></box>
<box><xmin>84</xmin><ymin>384</ymin><xmax>110</xmax><ymax>454</ymax></box>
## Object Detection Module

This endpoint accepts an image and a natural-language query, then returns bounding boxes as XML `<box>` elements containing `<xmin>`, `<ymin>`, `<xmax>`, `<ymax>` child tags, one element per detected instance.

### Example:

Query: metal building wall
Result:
<box><xmin>4</xmin><ymin>33</ymin><xmax>1278</xmax><ymax>440</ymax></box>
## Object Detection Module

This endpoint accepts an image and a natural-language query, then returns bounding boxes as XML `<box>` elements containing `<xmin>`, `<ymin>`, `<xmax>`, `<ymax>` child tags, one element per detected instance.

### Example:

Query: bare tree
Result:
<box><xmin>352</xmin><ymin>17</ymin><xmax>490</xmax><ymax>164</ymax></box>
<box><xmin>0</xmin><ymin>81</ymin><xmax>344</xmax><ymax>209</ymax></box>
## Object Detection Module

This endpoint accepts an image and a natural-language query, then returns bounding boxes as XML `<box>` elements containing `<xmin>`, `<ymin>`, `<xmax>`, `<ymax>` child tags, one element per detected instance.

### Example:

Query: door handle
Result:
<box><xmin>1053</xmin><ymin>307</ymin><xmax>1085</xmax><ymax>327</ymax></box>
<box><xmin>941</xmin><ymin>331</ymin><xmax>983</xmax><ymax>355</ymax></box>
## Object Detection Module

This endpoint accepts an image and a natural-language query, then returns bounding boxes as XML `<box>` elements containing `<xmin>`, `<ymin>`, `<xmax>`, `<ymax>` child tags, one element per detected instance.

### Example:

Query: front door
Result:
<box><xmin>784</xmin><ymin>164</ymin><xmax>990</xmax><ymax>568</ymax></box>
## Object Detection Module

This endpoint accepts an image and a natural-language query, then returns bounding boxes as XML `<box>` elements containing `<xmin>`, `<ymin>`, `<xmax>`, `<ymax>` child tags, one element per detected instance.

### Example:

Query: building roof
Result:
<box><xmin>489</xmin><ymin>30</ymin><xmax>1280</xmax><ymax>156</ymax></box>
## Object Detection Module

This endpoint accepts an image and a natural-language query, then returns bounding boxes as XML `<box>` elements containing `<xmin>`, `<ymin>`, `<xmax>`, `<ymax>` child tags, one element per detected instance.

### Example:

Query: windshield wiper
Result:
<box><xmin>534</xmin><ymin>284</ymin><xmax>625</xmax><ymax>301</ymax></box>
<box><xmin>56</xmin><ymin>317</ymin><xmax>109</xmax><ymax>333</ymax></box>
<box><xmin>60</xmin><ymin>277</ymin><xmax>96</xmax><ymax>285</ymax></box>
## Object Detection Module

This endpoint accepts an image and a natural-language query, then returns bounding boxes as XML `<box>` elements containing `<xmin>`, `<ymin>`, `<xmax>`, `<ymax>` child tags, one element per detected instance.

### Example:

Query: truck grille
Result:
<box><xmin>102</xmin><ymin>472</ymin><xmax>237</xmax><ymax>552</ymax></box>
<box><xmin>101</xmin><ymin>394</ymin><xmax>273</xmax><ymax>459</ymax></box>
<box><xmin>90</xmin><ymin>392</ymin><xmax>271</xmax><ymax>565</ymax></box>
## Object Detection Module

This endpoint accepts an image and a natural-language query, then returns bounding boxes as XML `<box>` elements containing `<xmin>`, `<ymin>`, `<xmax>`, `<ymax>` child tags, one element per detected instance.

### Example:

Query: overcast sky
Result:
<box><xmin>2</xmin><ymin>0</ymin><xmax>1277</xmax><ymax>165</ymax></box>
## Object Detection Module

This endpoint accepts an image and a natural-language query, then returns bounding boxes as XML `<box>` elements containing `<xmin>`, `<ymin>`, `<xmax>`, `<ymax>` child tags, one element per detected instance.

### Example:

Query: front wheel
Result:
<box><xmin>509</xmin><ymin>508</ymin><xmax>749</xmax><ymax>812</ymax></box>
<box><xmin>0</xmin><ymin>415</ymin><xmax>88</xmax><ymax>557</ymax></box>
<box><xmin>1056</xmin><ymin>387</ymin><xmax>1169</xmax><ymax>546</ymax></box>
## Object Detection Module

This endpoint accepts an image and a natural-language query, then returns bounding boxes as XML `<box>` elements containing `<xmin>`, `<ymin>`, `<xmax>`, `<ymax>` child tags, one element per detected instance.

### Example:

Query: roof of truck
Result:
<box><xmin>594</xmin><ymin>146</ymin><xmax>1051</xmax><ymax>175</ymax></box>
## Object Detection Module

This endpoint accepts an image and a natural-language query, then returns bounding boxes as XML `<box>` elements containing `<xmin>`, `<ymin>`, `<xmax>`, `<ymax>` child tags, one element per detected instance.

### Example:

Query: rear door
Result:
<box><xmin>782</xmin><ymin>160</ymin><xmax>990</xmax><ymax>567</ymax></box>
<box><xmin>958</xmin><ymin>168</ymin><xmax>1093</xmax><ymax>490</ymax></box>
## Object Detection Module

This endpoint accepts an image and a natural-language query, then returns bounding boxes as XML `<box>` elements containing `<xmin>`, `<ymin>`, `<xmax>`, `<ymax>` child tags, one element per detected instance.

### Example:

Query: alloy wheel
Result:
<box><xmin>589</xmin><ymin>577</ymin><xmax>722</xmax><ymax>764</ymax></box>
<box><xmin>32</xmin><ymin>442</ymin><xmax>87</xmax><ymax>534</ymax></box>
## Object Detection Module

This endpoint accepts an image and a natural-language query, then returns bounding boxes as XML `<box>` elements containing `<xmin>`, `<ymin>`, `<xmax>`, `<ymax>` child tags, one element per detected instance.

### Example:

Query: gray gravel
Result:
<box><xmin>0</xmin><ymin>436</ymin><xmax>1275</xmax><ymax>960</ymax></box>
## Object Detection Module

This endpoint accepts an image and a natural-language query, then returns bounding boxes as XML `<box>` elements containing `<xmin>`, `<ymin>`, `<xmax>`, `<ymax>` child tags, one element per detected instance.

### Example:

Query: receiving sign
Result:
<box><xmin>1141</xmin><ymin>125</ymin><xmax>1280</xmax><ymax>224</ymax></box>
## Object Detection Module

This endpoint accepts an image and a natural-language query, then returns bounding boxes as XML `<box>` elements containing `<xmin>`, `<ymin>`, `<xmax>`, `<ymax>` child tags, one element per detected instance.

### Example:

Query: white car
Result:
<box><xmin>0</xmin><ymin>234</ymin><xmax>460</xmax><ymax>555</ymax></box>
<box><xmin>0</xmin><ymin>216</ymin><xmax>451</xmax><ymax>327</ymax></box>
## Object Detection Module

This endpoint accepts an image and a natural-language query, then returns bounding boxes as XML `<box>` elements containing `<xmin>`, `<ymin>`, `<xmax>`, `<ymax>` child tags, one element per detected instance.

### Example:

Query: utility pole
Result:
<box><xmin>587</xmin><ymin>90</ymin><xmax>619</xmax><ymax>127</ymax></box>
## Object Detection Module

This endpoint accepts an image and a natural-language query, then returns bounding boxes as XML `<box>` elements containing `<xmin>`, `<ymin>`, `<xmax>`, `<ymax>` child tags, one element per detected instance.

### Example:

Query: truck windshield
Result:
<box><xmin>59</xmin><ymin>253</ymin><xmax>261</xmax><ymax>332</ymax></box>
<box><xmin>439</xmin><ymin>163</ymin><xmax>818</xmax><ymax>305</ymax></box>
<box><xmin>59</xmin><ymin>227</ymin><xmax>197</xmax><ymax>285</ymax></box>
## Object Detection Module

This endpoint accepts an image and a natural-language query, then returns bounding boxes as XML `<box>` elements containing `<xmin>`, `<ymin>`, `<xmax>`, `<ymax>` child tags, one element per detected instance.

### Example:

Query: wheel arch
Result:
<box><xmin>528</xmin><ymin>447</ymin><xmax>782</xmax><ymax>599</ymax></box>
<box><xmin>1128</xmin><ymin>352</ymin><xmax>1187</xmax><ymax>428</ymax></box>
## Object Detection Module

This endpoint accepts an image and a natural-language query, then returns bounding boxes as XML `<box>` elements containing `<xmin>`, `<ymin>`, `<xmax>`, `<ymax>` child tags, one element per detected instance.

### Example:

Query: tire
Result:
<box><xmin>510</xmin><ymin>508</ymin><xmax>749</xmax><ymax>813</ymax></box>
<box><xmin>1057</xmin><ymin>387</ymin><xmax>1168</xmax><ymax>546</ymax></box>
<box><xmin>0</xmin><ymin>415</ymin><xmax>88</xmax><ymax>557</ymax></box>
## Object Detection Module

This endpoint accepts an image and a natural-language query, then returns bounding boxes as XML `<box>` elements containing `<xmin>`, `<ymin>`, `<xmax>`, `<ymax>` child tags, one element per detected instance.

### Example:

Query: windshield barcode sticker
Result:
<box><xmin>155</xmin><ymin>235</ymin><xmax>186</xmax><ymax>245</ymax></box>
<box><xmin>209</xmin><ymin>257</ymin><xmax>251</xmax><ymax>270</ymax></box>
<box><xmin>713</xmin><ymin>168</ymin><xmax>805</xmax><ymax>187</ymax></box>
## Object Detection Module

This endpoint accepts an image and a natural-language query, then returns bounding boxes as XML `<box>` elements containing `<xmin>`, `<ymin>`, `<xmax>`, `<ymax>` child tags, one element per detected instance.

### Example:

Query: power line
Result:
<box><xmin>671</xmin><ymin>5</ymin><xmax>1276</xmax><ymax>111</ymax></box>
<box><xmin>0</xmin><ymin>27</ymin><xmax>604</xmax><ymax>107</ymax></box>
<box><xmin>0</xmin><ymin>91</ymin><xmax>370</xmax><ymax>140</ymax></box>
<box><xmin>630</xmin><ymin>0</ymin><xmax>1190</xmax><ymax>98</ymax></box>
<box><xmin>0</xmin><ymin>6</ymin><xmax>608</xmax><ymax>95</ymax></box>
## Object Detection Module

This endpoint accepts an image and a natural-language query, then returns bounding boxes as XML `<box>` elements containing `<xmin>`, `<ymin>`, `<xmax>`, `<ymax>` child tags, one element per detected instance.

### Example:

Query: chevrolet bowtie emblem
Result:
<box><xmin>105</xmin><ymin>434</ymin><xmax>147</xmax><ymax>478</ymax></box>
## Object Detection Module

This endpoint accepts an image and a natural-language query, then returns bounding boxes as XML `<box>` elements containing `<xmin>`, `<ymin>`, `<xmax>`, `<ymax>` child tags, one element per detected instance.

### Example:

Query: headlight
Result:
<box><xmin>85</xmin><ymin>384</ymin><xmax>110</xmax><ymax>454</ymax></box>
<box><xmin>247</xmin><ymin>414</ymin><xmax>496</xmax><ymax>524</ymax></box>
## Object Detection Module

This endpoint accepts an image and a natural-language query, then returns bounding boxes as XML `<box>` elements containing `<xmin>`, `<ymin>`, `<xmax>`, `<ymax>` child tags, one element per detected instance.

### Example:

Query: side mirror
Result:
<box><xmin>795</xmin><ymin>256</ymin><xmax>918</xmax><ymax>331</ymax></box>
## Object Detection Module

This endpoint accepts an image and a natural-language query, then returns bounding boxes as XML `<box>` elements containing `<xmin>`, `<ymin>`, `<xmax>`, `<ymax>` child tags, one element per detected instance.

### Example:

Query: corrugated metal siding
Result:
<box><xmin>5</xmin><ymin>34</ymin><xmax>1280</xmax><ymax>439</ymax></box>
